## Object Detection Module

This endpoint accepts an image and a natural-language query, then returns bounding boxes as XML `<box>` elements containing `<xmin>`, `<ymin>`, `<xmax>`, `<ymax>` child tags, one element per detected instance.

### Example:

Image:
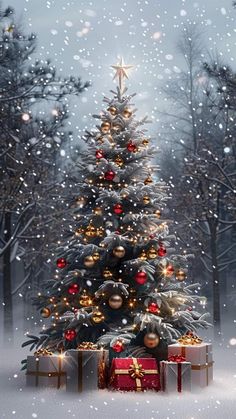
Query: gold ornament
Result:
<box><xmin>91</xmin><ymin>308</ymin><xmax>105</xmax><ymax>324</ymax></box>
<box><xmin>142</xmin><ymin>139</ymin><xmax>149</xmax><ymax>146</ymax></box>
<box><xmin>128</xmin><ymin>298</ymin><xmax>137</xmax><ymax>309</ymax></box>
<box><xmin>122</xmin><ymin>107</ymin><xmax>132</xmax><ymax>118</ymax></box>
<box><xmin>144</xmin><ymin>176</ymin><xmax>153</xmax><ymax>185</ymax></box>
<box><xmin>114</xmin><ymin>155</ymin><xmax>124</xmax><ymax>167</ymax></box>
<box><xmin>139</xmin><ymin>250</ymin><xmax>147</xmax><ymax>261</ymax></box>
<box><xmin>107</xmin><ymin>106</ymin><xmax>117</xmax><ymax>116</ymax></box>
<box><xmin>79</xmin><ymin>290</ymin><xmax>93</xmax><ymax>307</ymax></box>
<box><xmin>143</xmin><ymin>332</ymin><xmax>160</xmax><ymax>349</ymax></box>
<box><xmin>77</xmin><ymin>342</ymin><xmax>98</xmax><ymax>350</ymax></box>
<box><xmin>176</xmin><ymin>269</ymin><xmax>186</xmax><ymax>281</ymax></box>
<box><xmin>108</xmin><ymin>294</ymin><xmax>123</xmax><ymax>309</ymax></box>
<box><xmin>84</xmin><ymin>255</ymin><xmax>96</xmax><ymax>268</ymax></box>
<box><xmin>92</xmin><ymin>252</ymin><xmax>100</xmax><ymax>261</ymax></box>
<box><xmin>155</xmin><ymin>209</ymin><xmax>161</xmax><ymax>218</ymax></box>
<box><xmin>85</xmin><ymin>225</ymin><xmax>97</xmax><ymax>238</ymax></box>
<box><xmin>76</xmin><ymin>196</ymin><xmax>86</xmax><ymax>207</ymax></box>
<box><xmin>147</xmin><ymin>246</ymin><xmax>158</xmax><ymax>259</ymax></box>
<box><xmin>143</xmin><ymin>195</ymin><xmax>150</xmax><ymax>205</ymax></box>
<box><xmin>101</xmin><ymin>121</ymin><xmax>111</xmax><ymax>133</ymax></box>
<box><xmin>34</xmin><ymin>348</ymin><xmax>53</xmax><ymax>357</ymax></box>
<box><xmin>93</xmin><ymin>206</ymin><xmax>103</xmax><ymax>215</ymax></box>
<box><xmin>103</xmin><ymin>268</ymin><xmax>113</xmax><ymax>278</ymax></box>
<box><xmin>40</xmin><ymin>307</ymin><xmax>51</xmax><ymax>318</ymax></box>
<box><xmin>113</xmin><ymin>246</ymin><xmax>126</xmax><ymax>258</ymax></box>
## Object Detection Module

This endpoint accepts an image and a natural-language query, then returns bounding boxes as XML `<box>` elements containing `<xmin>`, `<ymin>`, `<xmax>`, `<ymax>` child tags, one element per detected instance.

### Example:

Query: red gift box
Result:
<box><xmin>109</xmin><ymin>358</ymin><xmax>160</xmax><ymax>391</ymax></box>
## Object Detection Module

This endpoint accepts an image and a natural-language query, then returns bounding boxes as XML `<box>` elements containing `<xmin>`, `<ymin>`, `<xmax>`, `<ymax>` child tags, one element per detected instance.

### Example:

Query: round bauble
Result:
<box><xmin>91</xmin><ymin>309</ymin><xmax>105</xmax><ymax>324</ymax></box>
<box><xmin>104</xmin><ymin>170</ymin><xmax>115</xmax><ymax>181</ymax></box>
<box><xmin>147</xmin><ymin>246</ymin><xmax>157</xmax><ymax>259</ymax></box>
<box><xmin>112</xmin><ymin>340</ymin><xmax>124</xmax><ymax>353</ymax></box>
<box><xmin>142</xmin><ymin>195</ymin><xmax>150</xmax><ymax>205</ymax></box>
<box><xmin>79</xmin><ymin>290</ymin><xmax>93</xmax><ymax>307</ymax></box>
<box><xmin>113</xmin><ymin>203</ymin><xmax>123</xmax><ymax>215</ymax></box>
<box><xmin>113</xmin><ymin>245</ymin><xmax>125</xmax><ymax>258</ymax></box>
<box><xmin>40</xmin><ymin>307</ymin><xmax>51</xmax><ymax>318</ymax></box>
<box><xmin>143</xmin><ymin>332</ymin><xmax>160</xmax><ymax>349</ymax></box>
<box><xmin>134</xmin><ymin>271</ymin><xmax>148</xmax><ymax>285</ymax></box>
<box><xmin>176</xmin><ymin>269</ymin><xmax>186</xmax><ymax>281</ymax></box>
<box><xmin>107</xmin><ymin>106</ymin><xmax>117</xmax><ymax>116</ymax></box>
<box><xmin>147</xmin><ymin>302</ymin><xmax>160</xmax><ymax>314</ymax></box>
<box><xmin>84</xmin><ymin>255</ymin><xmax>96</xmax><ymax>268</ymax></box>
<box><xmin>155</xmin><ymin>209</ymin><xmax>161</xmax><ymax>218</ymax></box>
<box><xmin>164</xmin><ymin>264</ymin><xmax>174</xmax><ymax>277</ymax></box>
<box><xmin>68</xmin><ymin>283</ymin><xmax>80</xmax><ymax>295</ymax></box>
<box><xmin>96</xmin><ymin>149</ymin><xmax>104</xmax><ymax>159</ymax></box>
<box><xmin>64</xmin><ymin>329</ymin><xmax>76</xmax><ymax>341</ymax></box>
<box><xmin>103</xmin><ymin>268</ymin><xmax>113</xmax><ymax>278</ymax></box>
<box><xmin>101</xmin><ymin>121</ymin><xmax>111</xmax><ymax>133</ymax></box>
<box><xmin>56</xmin><ymin>257</ymin><xmax>67</xmax><ymax>269</ymax></box>
<box><xmin>139</xmin><ymin>250</ymin><xmax>147</xmax><ymax>260</ymax></box>
<box><xmin>126</xmin><ymin>141</ymin><xmax>137</xmax><ymax>152</ymax></box>
<box><xmin>108</xmin><ymin>294</ymin><xmax>123</xmax><ymax>310</ymax></box>
<box><xmin>123</xmin><ymin>107</ymin><xmax>132</xmax><ymax>118</ymax></box>
<box><xmin>157</xmin><ymin>246</ymin><xmax>167</xmax><ymax>257</ymax></box>
<box><xmin>92</xmin><ymin>252</ymin><xmax>100</xmax><ymax>261</ymax></box>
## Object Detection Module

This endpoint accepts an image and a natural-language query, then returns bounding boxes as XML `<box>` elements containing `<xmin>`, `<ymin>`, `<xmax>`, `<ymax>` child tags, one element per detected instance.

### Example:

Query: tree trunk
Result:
<box><xmin>209</xmin><ymin>220</ymin><xmax>221</xmax><ymax>340</ymax></box>
<box><xmin>3</xmin><ymin>212</ymin><xmax>13</xmax><ymax>343</ymax></box>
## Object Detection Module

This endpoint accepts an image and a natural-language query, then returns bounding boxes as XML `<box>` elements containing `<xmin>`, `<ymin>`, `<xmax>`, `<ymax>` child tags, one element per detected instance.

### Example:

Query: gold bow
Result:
<box><xmin>178</xmin><ymin>333</ymin><xmax>202</xmax><ymax>345</ymax></box>
<box><xmin>77</xmin><ymin>341</ymin><xmax>98</xmax><ymax>350</ymax></box>
<box><xmin>128</xmin><ymin>363</ymin><xmax>145</xmax><ymax>379</ymax></box>
<box><xmin>34</xmin><ymin>348</ymin><xmax>53</xmax><ymax>357</ymax></box>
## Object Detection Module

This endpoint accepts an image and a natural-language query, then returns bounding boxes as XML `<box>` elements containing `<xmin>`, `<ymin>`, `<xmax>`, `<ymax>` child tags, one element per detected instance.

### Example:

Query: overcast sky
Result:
<box><xmin>5</xmin><ymin>0</ymin><xmax>236</xmax><ymax>140</ymax></box>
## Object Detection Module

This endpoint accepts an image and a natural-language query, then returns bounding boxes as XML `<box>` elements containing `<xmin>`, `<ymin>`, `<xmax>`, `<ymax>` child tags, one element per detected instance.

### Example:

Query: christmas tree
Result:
<box><xmin>23</xmin><ymin>59</ymin><xmax>210</xmax><ymax>358</ymax></box>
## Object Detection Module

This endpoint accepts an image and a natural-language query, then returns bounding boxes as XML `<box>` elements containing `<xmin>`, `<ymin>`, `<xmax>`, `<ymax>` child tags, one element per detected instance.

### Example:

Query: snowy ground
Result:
<box><xmin>1</xmin><ymin>331</ymin><xmax>236</xmax><ymax>419</ymax></box>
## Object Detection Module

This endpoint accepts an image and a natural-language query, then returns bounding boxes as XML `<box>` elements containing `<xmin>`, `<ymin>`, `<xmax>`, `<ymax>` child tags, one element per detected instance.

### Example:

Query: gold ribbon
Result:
<box><xmin>27</xmin><ymin>357</ymin><xmax>65</xmax><ymax>389</ymax></box>
<box><xmin>113</xmin><ymin>358</ymin><xmax>158</xmax><ymax>392</ymax></box>
<box><xmin>177</xmin><ymin>334</ymin><xmax>203</xmax><ymax>345</ymax></box>
<box><xmin>77</xmin><ymin>342</ymin><xmax>98</xmax><ymax>350</ymax></box>
<box><xmin>34</xmin><ymin>348</ymin><xmax>53</xmax><ymax>356</ymax></box>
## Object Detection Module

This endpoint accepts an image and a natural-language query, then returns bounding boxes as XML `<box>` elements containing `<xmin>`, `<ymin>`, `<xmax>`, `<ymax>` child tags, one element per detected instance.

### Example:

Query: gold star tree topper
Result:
<box><xmin>111</xmin><ymin>57</ymin><xmax>134</xmax><ymax>92</ymax></box>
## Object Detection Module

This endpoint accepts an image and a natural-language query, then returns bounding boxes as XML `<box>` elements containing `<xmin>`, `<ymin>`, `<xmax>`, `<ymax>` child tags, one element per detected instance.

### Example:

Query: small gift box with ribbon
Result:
<box><xmin>109</xmin><ymin>358</ymin><xmax>160</xmax><ymax>392</ymax></box>
<box><xmin>65</xmin><ymin>346</ymin><xmax>109</xmax><ymax>392</ymax></box>
<box><xmin>160</xmin><ymin>355</ymin><xmax>191</xmax><ymax>393</ymax></box>
<box><xmin>168</xmin><ymin>333</ymin><xmax>213</xmax><ymax>388</ymax></box>
<box><xmin>26</xmin><ymin>350</ymin><xmax>66</xmax><ymax>388</ymax></box>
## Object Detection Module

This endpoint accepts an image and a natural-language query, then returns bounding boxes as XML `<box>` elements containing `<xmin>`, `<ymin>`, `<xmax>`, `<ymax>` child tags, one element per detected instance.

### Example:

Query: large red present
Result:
<box><xmin>109</xmin><ymin>358</ymin><xmax>160</xmax><ymax>391</ymax></box>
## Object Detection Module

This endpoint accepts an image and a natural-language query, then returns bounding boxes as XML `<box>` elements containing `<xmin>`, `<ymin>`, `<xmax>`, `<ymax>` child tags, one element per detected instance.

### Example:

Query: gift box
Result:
<box><xmin>109</xmin><ymin>358</ymin><xmax>160</xmax><ymax>391</ymax></box>
<box><xmin>168</xmin><ymin>341</ymin><xmax>213</xmax><ymax>387</ymax></box>
<box><xmin>160</xmin><ymin>356</ymin><xmax>191</xmax><ymax>393</ymax></box>
<box><xmin>65</xmin><ymin>348</ymin><xmax>109</xmax><ymax>392</ymax></box>
<box><xmin>26</xmin><ymin>354</ymin><xmax>66</xmax><ymax>388</ymax></box>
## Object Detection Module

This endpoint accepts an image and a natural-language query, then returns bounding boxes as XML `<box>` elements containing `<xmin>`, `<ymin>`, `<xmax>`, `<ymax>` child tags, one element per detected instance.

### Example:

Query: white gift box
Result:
<box><xmin>26</xmin><ymin>355</ymin><xmax>66</xmax><ymax>388</ymax></box>
<box><xmin>168</xmin><ymin>342</ymin><xmax>213</xmax><ymax>387</ymax></box>
<box><xmin>160</xmin><ymin>360</ymin><xmax>191</xmax><ymax>393</ymax></box>
<box><xmin>65</xmin><ymin>349</ymin><xmax>109</xmax><ymax>392</ymax></box>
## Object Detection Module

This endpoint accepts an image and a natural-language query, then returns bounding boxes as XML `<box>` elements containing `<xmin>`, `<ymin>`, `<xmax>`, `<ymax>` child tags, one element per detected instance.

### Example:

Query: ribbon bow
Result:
<box><xmin>168</xmin><ymin>355</ymin><xmax>186</xmax><ymax>363</ymax></box>
<box><xmin>177</xmin><ymin>332</ymin><xmax>202</xmax><ymax>346</ymax></box>
<box><xmin>77</xmin><ymin>341</ymin><xmax>98</xmax><ymax>350</ymax></box>
<box><xmin>128</xmin><ymin>363</ymin><xmax>145</xmax><ymax>379</ymax></box>
<box><xmin>34</xmin><ymin>348</ymin><xmax>53</xmax><ymax>357</ymax></box>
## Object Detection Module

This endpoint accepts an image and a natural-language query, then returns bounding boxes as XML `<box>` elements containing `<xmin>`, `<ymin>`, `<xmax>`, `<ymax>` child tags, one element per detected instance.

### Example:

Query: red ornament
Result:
<box><xmin>113</xmin><ymin>203</ymin><xmax>123</xmax><ymax>215</ymax></box>
<box><xmin>187</xmin><ymin>307</ymin><xmax>193</xmax><ymax>312</ymax></box>
<box><xmin>126</xmin><ymin>141</ymin><xmax>137</xmax><ymax>152</ymax></box>
<box><xmin>134</xmin><ymin>271</ymin><xmax>147</xmax><ymax>285</ymax></box>
<box><xmin>157</xmin><ymin>246</ymin><xmax>167</xmax><ymax>257</ymax></box>
<box><xmin>68</xmin><ymin>283</ymin><xmax>79</xmax><ymax>295</ymax></box>
<box><xmin>64</xmin><ymin>329</ymin><xmax>76</xmax><ymax>341</ymax></box>
<box><xmin>56</xmin><ymin>258</ymin><xmax>67</xmax><ymax>269</ymax></box>
<box><xmin>148</xmin><ymin>302</ymin><xmax>160</xmax><ymax>314</ymax></box>
<box><xmin>96</xmin><ymin>149</ymin><xmax>104</xmax><ymax>159</ymax></box>
<box><xmin>165</xmin><ymin>264</ymin><xmax>174</xmax><ymax>276</ymax></box>
<box><xmin>112</xmin><ymin>340</ymin><xmax>124</xmax><ymax>353</ymax></box>
<box><xmin>149</xmin><ymin>234</ymin><xmax>155</xmax><ymax>239</ymax></box>
<box><xmin>104</xmin><ymin>170</ymin><xmax>115</xmax><ymax>181</ymax></box>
